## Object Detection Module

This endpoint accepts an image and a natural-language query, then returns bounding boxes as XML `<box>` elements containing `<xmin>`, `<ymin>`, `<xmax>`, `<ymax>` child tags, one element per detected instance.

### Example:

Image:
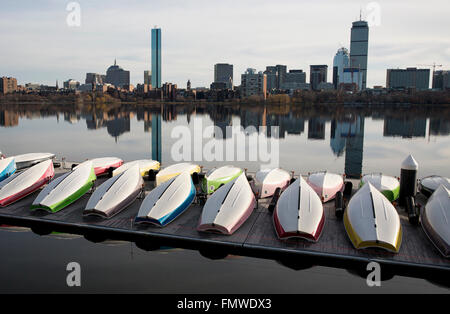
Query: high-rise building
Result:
<box><xmin>350</xmin><ymin>20</ymin><xmax>369</xmax><ymax>89</ymax></box>
<box><xmin>333</xmin><ymin>47</ymin><xmax>350</xmax><ymax>89</ymax></box>
<box><xmin>241</xmin><ymin>68</ymin><xmax>267</xmax><ymax>99</ymax></box>
<box><xmin>386</xmin><ymin>68</ymin><xmax>430</xmax><ymax>90</ymax></box>
<box><xmin>105</xmin><ymin>59</ymin><xmax>130</xmax><ymax>88</ymax></box>
<box><xmin>144</xmin><ymin>70</ymin><xmax>152</xmax><ymax>85</ymax></box>
<box><xmin>276</xmin><ymin>65</ymin><xmax>287</xmax><ymax>89</ymax></box>
<box><xmin>264</xmin><ymin>66</ymin><xmax>278</xmax><ymax>92</ymax></box>
<box><xmin>310</xmin><ymin>65</ymin><xmax>328</xmax><ymax>91</ymax></box>
<box><xmin>0</xmin><ymin>77</ymin><xmax>18</xmax><ymax>95</ymax></box>
<box><xmin>433</xmin><ymin>70</ymin><xmax>450</xmax><ymax>90</ymax></box>
<box><xmin>214</xmin><ymin>63</ymin><xmax>233</xmax><ymax>89</ymax></box>
<box><xmin>151</xmin><ymin>28</ymin><xmax>162</xmax><ymax>89</ymax></box>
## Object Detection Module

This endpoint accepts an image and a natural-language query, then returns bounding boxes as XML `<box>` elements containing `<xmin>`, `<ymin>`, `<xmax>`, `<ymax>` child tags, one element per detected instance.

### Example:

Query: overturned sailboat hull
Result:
<box><xmin>0</xmin><ymin>160</ymin><xmax>55</xmax><ymax>207</ymax></box>
<box><xmin>307</xmin><ymin>171</ymin><xmax>344</xmax><ymax>203</ymax></box>
<box><xmin>198</xmin><ymin>173</ymin><xmax>256</xmax><ymax>235</ymax></box>
<box><xmin>253</xmin><ymin>168</ymin><xmax>291</xmax><ymax>199</ymax></box>
<box><xmin>31</xmin><ymin>161</ymin><xmax>96</xmax><ymax>213</ymax></box>
<box><xmin>85</xmin><ymin>165</ymin><xmax>143</xmax><ymax>218</ymax></box>
<box><xmin>202</xmin><ymin>166</ymin><xmax>243</xmax><ymax>194</ymax></box>
<box><xmin>155</xmin><ymin>163</ymin><xmax>201</xmax><ymax>186</ymax></box>
<box><xmin>421</xmin><ymin>185</ymin><xmax>450</xmax><ymax>258</ymax></box>
<box><xmin>0</xmin><ymin>157</ymin><xmax>16</xmax><ymax>182</ymax></box>
<box><xmin>344</xmin><ymin>183</ymin><xmax>402</xmax><ymax>253</ymax></box>
<box><xmin>360</xmin><ymin>173</ymin><xmax>400</xmax><ymax>202</ymax></box>
<box><xmin>273</xmin><ymin>176</ymin><xmax>324</xmax><ymax>241</ymax></box>
<box><xmin>12</xmin><ymin>153</ymin><xmax>55</xmax><ymax>170</ymax></box>
<box><xmin>135</xmin><ymin>171</ymin><xmax>195</xmax><ymax>226</ymax></box>
<box><xmin>112</xmin><ymin>159</ymin><xmax>160</xmax><ymax>177</ymax></box>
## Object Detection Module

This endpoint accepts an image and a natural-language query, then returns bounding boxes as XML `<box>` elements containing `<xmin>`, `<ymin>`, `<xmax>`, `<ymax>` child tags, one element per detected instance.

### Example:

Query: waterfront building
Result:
<box><xmin>63</xmin><ymin>79</ymin><xmax>80</xmax><ymax>90</ymax></box>
<box><xmin>0</xmin><ymin>77</ymin><xmax>18</xmax><ymax>95</ymax></box>
<box><xmin>85</xmin><ymin>73</ymin><xmax>105</xmax><ymax>85</ymax></box>
<box><xmin>310</xmin><ymin>65</ymin><xmax>328</xmax><ymax>91</ymax></box>
<box><xmin>432</xmin><ymin>70</ymin><xmax>450</xmax><ymax>90</ymax></box>
<box><xmin>241</xmin><ymin>68</ymin><xmax>267</xmax><ymax>99</ymax></box>
<box><xmin>275</xmin><ymin>65</ymin><xmax>287</xmax><ymax>89</ymax></box>
<box><xmin>105</xmin><ymin>60</ymin><xmax>130</xmax><ymax>88</ymax></box>
<box><xmin>333</xmin><ymin>47</ymin><xmax>350</xmax><ymax>89</ymax></box>
<box><xmin>350</xmin><ymin>20</ymin><xmax>369</xmax><ymax>89</ymax></box>
<box><xmin>144</xmin><ymin>70</ymin><xmax>152</xmax><ymax>86</ymax></box>
<box><xmin>339</xmin><ymin>67</ymin><xmax>363</xmax><ymax>91</ymax></box>
<box><xmin>317</xmin><ymin>82</ymin><xmax>334</xmax><ymax>91</ymax></box>
<box><xmin>281</xmin><ymin>70</ymin><xmax>306</xmax><ymax>90</ymax></box>
<box><xmin>214</xmin><ymin>63</ymin><xmax>233</xmax><ymax>89</ymax></box>
<box><xmin>264</xmin><ymin>66</ymin><xmax>278</xmax><ymax>92</ymax></box>
<box><xmin>152</xmin><ymin>28</ymin><xmax>162</xmax><ymax>88</ymax></box>
<box><xmin>386</xmin><ymin>68</ymin><xmax>430</xmax><ymax>90</ymax></box>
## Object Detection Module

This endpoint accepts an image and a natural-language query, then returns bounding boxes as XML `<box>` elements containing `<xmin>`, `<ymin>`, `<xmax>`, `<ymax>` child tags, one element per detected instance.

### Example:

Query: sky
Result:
<box><xmin>0</xmin><ymin>0</ymin><xmax>449</xmax><ymax>88</ymax></box>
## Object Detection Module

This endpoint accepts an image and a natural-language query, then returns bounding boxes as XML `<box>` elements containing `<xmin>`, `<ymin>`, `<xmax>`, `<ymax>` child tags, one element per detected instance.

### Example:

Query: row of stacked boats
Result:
<box><xmin>0</xmin><ymin>153</ymin><xmax>449</xmax><ymax>258</ymax></box>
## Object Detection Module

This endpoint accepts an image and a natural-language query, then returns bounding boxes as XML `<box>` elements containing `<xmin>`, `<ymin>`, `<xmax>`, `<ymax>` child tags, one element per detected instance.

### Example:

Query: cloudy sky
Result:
<box><xmin>1</xmin><ymin>0</ymin><xmax>449</xmax><ymax>88</ymax></box>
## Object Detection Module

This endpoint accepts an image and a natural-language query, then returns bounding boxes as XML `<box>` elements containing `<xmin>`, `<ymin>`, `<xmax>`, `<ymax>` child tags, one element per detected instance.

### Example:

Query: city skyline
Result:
<box><xmin>0</xmin><ymin>0</ymin><xmax>449</xmax><ymax>88</ymax></box>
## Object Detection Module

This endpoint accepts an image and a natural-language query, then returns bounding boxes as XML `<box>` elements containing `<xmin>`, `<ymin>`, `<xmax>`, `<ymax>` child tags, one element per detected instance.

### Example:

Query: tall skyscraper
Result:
<box><xmin>350</xmin><ymin>20</ymin><xmax>369</xmax><ymax>89</ymax></box>
<box><xmin>310</xmin><ymin>65</ymin><xmax>328</xmax><ymax>91</ymax></box>
<box><xmin>214</xmin><ymin>63</ymin><xmax>233</xmax><ymax>89</ymax></box>
<box><xmin>333</xmin><ymin>47</ymin><xmax>350</xmax><ymax>89</ymax></box>
<box><xmin>151</xmin><ymin>28</ymin><xmax>162</xmax><ymax>89</ymax></box>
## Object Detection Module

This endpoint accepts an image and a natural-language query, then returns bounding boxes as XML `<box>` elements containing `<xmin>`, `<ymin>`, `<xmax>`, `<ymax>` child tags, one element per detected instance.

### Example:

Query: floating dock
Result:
<box><xmin>0</xmin><ymin>163</ymin><xmax>448</xmax><ymax>283</ymax></box>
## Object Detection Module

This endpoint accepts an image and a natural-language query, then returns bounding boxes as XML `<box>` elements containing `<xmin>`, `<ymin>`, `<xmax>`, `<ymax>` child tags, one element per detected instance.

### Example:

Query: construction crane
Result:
<box><xmin>417</xmin><ymin>63</ymin><xmax>443</xmax><ymax>73</ymax></box>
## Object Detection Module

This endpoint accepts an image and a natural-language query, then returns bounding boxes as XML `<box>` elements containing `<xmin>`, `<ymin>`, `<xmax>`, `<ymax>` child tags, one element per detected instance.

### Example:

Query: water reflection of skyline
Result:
<box><xmin>1</xmin><ymin>105</ymin><xmax>450</xmax><ymax>178</ymax></box>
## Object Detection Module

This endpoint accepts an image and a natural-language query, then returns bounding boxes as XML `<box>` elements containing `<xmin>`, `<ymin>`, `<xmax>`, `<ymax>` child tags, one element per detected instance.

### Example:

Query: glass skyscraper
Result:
<box><xmin>151</xmin><ymin>28</ymin><xmax>161</xmax><ymax>89</ymax></box>
<box><xmin>350</xmin><ymin>20</ymin><xmax>369</xmax><ymax>90</ymax></box>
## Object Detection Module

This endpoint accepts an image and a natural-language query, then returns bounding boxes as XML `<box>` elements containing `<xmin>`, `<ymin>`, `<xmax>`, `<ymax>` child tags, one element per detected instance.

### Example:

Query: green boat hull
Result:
<box><xmin>359</xmin><ymin>181</ymin><xmax>400</xmax><ymax>202</ymax></box>
<box><xmin>31</xmin><ymin>169</ymin><xmax>96</xmax><ymax>213</ymax></box>
<box><xmin>202</xmin><ymin>170</ymin><xmax>243</xmax><ymax>194</ymax></box>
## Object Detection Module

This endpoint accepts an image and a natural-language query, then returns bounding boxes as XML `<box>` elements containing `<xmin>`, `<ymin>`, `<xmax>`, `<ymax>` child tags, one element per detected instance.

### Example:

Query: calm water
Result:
<box><xmin>0</xmin><ymin>104</ymin><xmax>449</xmax><ymax>293</ymax></box>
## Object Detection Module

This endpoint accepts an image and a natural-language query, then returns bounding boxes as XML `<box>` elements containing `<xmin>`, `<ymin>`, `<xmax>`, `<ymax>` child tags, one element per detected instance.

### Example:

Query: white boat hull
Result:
<box><xmin>76</xmin><ymin>157</ymin><xmax>124</xmax><ymax>176</ymax></box>
<box><xmin>32</xmin><ymin>161</ymin><xmax>96</xmax><ymax>213</ymax></box>
<box><xmin>307</xmin><ymin>171</ymin><xmax>344</xmax><ymax>203</ymax></box>
<box><xmin>421</xmin><ymin>185</ymin><xmax>450</xmax><ymax>258</ymax></box>
<box><xmin>136</xmin><ymin>171</ymin><xmax>195</xmax><ymax>226</ymax></box>
<box><xmin>0</xmin><ymin>160</ymin><xmax>55</xmax><ymax>207</ymax></box>
<box><xmin>198</xmin><ymin>173</ymin><xmax>256</xmax><ymax>235</ymax></box>
<box><xmin>12</xmin><ymin>153</ymin><xmax>55</xmax><ymax>170</ymax></box>
<box><xmin>0</xmin><ymin>157</ymin><xmax>16</xmax><ymax>182</ymax></box>
<box><xmin>112</xmin><ymin>159</ymin><xmax>160</xmax><ymax>177</ymax></box>
<box><xmin>344</xmin><ymin>183</ymin><xmax>402</xmax><ymax>253</ymax></box>
<box><xmin>253</xmin><ymin>168</ymin><xmax>291</xmax><ymax>198</ymax></box>
<box><xmin>273</xmin><ymin>177</ymin><xmax>324</xmax><ymax>241</ymax></box>
<box><xmin>85</xmin><ymin>165</ymin><xmax>144</xmax><ymax>218</ymax></box>
<box><xmin>156</xmin><ymin>163</ymin><xmax>200</xmax><ymax>186</ymax></box>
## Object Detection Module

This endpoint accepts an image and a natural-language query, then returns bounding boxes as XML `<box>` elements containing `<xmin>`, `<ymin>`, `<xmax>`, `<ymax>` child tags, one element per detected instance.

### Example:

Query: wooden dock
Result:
<box><xmin>0</xmin><ymin>164</ymin><xmax>448</xmax><ymax>283</ymax></box>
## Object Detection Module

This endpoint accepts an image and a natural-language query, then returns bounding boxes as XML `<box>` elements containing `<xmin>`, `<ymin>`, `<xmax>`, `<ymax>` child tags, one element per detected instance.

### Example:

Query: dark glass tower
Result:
<box><xmin>151</xmin><ymin>28</ymin><xmax>162</xmax><ymax>89</ymax></box>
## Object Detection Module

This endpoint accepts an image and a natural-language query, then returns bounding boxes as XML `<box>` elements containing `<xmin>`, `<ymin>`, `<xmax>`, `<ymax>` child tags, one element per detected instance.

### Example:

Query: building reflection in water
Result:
<box><xmin>308</xmin><ymin>118</ymin><xmax>326</xmax><ymax>140</ymax></box>
<box><xmin>429</xmin><ymin>118</ymin><xmax>450</xmax><ymax>136</ymax></box>
<box><xmin>383</xmin><ymin>116</ymin><xmax>426</xmax><ymax>138</ymax></box>
<box><xmin>343</xmin><ymin>116</ymin><xmax>364</xmax><ymax>179</ymax></box>
<box><xmin>330</xmin><ymin>115</ymin><xmax>365</xmax><ymax>178</ymax></box>
<box><xmin>85</xmin><ymin>111</ymin><xmax>131</xmax><ymax>142</ymax></box>
<box><xmin>0</xmin><ymin>110</ymin><xmax>19</xmax><ymax>127</ymax></box>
